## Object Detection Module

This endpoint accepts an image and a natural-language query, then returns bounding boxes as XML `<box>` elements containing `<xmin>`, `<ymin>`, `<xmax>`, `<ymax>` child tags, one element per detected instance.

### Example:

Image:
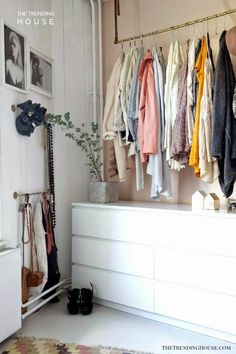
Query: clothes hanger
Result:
<box><xmin>119</xmin><ymin>40</ymin><xmax>125</xmax><ymax>58</ymax></box>
<box><xmin>170</xmin><ymin>28</ymin><xmax>175</xmax><ymax>42</ymax></box>
<box><xmin>207</xmin><ymin>19</ymin><xmax>210</xmax><ymax>35</ymax></box>
<box><xmin>215</xmin><ymin>15</ymin><xmax>218</xmax><ymax>36</ymax></box>
<box><xmin>140</xmin><ymin>34</ymin><xmax>144</xmax><ymax>49</ymax></box>
<box><xmin>224</xmin><ymin>14</ymin><xmax>227</xmax><ymax>31</ymax></box>
<box><xmin>192</xmin><ymin>23</ymin><xmax>196</xmax><ymax>38</ymax></box>
<box><xmin>185</xmin><ymin>23</ymin><xmax>190</xmax><ymax>41</ymax></box>
<box><xmin>195</xmin><ymin>22</ymin><xmax>203</xmax><ymax>38</ymax></box>
<box><xmin>129</xmin><ymin>37</ymin><xmax>132</xmax><ymax>49</ymax></box>
<box><xmin>171</xmin><ymin>27</ymin><xmax>178</xmax><ymax>43</ymax></box>
<box><xmin>147</xmin><ymin>35</ymin><xmax>150</xmax><ymax>52</ymax></box>
<box><xmin>25</xmin><ymin>193</ymin><xmax>30</xmax><ymax>205</ymax></box>
<box><xmin>202</xmin><ymin>20</ymin><xmax>206</xmax><ymax>37</ymax></box>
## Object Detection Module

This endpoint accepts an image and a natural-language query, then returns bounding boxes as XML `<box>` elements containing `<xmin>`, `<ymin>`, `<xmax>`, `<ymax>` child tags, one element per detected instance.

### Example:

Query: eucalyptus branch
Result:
<box><xmin>46</xmin><ymin>112</ymin><xmax>103</xmax><ymax>182</ymax></box>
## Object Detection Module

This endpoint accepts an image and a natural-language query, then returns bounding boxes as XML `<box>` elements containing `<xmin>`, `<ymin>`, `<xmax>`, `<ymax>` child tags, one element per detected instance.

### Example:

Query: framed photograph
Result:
<box><xmin>29</xmin><ymin>48</ymin><xmax>53</xmax><ymax>98</ymax></box>
<box><xmin>0</xmin><ymin>20</ymin><xmax>27</xmax><ymax>93</ymax></box>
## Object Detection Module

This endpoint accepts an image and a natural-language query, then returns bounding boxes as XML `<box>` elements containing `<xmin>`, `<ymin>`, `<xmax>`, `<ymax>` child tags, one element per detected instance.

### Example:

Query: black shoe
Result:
<box><xmin>67</xmin><ymin>288</ymin><xmax>80</xmax><ymax>315</ymax></box>
<box><xmin>80</xmin><ymin>282</ymin><xmax>93</xmax><ymax>315</ymax></box>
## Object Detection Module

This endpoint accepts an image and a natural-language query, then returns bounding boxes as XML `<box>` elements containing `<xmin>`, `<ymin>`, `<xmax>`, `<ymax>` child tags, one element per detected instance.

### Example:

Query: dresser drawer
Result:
<box><xmin>72</xmin><ymin>265</ymin><xmax>154</xmax><ymax>312</ymax></box>
<box><xmin>155</xmin><ymin>247</ymin><xmax>236</xmax><ymax>295</ymax></box>
<box><xmin>154</xmin><ymin>213</ymin><xmax>236</xmax><ymax>257</ymax></box>
<box><xmin>0</xmin><ymin>249</ymin><xmax>21</xmax><ymax>342</ymax></box>
<box><xmin>72</xmin><ymin>207</ymin><xmax>154</xmax><ymax>244</ymax></box>
<box><xmin>154</xmin><ymin>281</ymin><xmax>236</xmax><ymax>334</ymax></box>
<box><xmin>72</xmin><ymin>237</ymin><xmax>154</xmax><ymax>278</ymax></box>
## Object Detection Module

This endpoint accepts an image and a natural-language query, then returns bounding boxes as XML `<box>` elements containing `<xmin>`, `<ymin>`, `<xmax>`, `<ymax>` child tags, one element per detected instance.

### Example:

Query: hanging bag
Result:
<box><xmin>26</xmin><ymin>204</ymin><xmax>44</xmax><ymax>287</ymax></box>
<box><xmin>20</xmin><ymin>202</ymin><xmax>31</xmax><ymax>314</ymax></box>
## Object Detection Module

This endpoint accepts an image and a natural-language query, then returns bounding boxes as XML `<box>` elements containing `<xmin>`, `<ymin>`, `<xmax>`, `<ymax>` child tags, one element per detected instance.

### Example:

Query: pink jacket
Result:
<box><xmin>138</xmin><ymin>51</ymin><xmax>158</xmax><ymax>163</ymax></box>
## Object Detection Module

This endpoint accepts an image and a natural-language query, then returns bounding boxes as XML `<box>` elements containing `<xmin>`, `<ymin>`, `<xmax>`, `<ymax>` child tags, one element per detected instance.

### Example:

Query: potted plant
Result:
<box><xmin>46</xmin><ymin>112</ymin><xmax>118</xmax><ymax>203</ymax></box>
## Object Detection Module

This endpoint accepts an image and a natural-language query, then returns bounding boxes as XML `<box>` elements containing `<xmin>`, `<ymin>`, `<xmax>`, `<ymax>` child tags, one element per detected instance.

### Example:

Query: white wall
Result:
<box><xmin>52</xmin><ymin>0</ymin><xmax>93</xmax><ymax>277</ymax></box>
<box><xmin>102</xmin><ymin>0</ymin><xmax>236</xmax><ymax>204</ymax></box>
<box><xmin>0</xmin><ymin>0</ymin><xmax>94</xmax><ymax>279</ymax></box>
<box><xmin>0</xmin><ymin>0</ymin><xmax>53</xmax><ymax>245</ymax></box>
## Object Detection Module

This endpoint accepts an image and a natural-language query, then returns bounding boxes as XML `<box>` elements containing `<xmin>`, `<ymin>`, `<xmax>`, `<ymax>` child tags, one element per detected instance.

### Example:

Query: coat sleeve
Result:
<box><xmin>211</xmin><ymin>47</ymin><xmax>226</xmax><ymax>159</ymax></box>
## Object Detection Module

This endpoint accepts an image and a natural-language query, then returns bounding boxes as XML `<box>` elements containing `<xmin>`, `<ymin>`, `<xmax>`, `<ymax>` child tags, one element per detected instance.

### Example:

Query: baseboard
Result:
<box><xmin>94</xmin><ymin>297</ymin><xmax>236</xmax><ymax>344</ymax></box>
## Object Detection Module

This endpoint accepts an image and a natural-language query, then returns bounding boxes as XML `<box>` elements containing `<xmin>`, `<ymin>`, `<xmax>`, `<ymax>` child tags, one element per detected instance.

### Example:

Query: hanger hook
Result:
<box><xmin>121</xmin><ymin>40</ymin><xmax>124</xmax><ymax>51</ymax></box>
<box><xmin>133</xmin><ymin>35</ymin><xmax>136</xmax><ymax>47</ymax></box>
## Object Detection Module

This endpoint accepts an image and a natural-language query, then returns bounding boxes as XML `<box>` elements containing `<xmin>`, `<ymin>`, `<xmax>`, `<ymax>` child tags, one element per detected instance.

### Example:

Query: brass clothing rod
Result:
<box><xmin>13</xmin><ymin>189</ymin><xmax>50</xmax><ymax>199</ymax></box>
<box><xmin>114</xmin><ymin>8</ymin><xmax>236</xmax><ymax>44</ymax></box>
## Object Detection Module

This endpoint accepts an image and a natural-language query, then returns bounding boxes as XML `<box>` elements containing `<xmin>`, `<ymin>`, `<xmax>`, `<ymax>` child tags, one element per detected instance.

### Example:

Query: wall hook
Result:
<box><xmin>11</xmin><ymin>104</ymin><xmax>16</xmax><ymax>112</ymax></box>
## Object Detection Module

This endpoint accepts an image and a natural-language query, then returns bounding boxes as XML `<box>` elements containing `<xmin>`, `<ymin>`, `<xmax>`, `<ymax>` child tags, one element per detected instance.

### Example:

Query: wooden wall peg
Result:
<box><xmin>11</xmin><ymin>105</ymin><xmax>16</xmax><ymax>112</ymax></box>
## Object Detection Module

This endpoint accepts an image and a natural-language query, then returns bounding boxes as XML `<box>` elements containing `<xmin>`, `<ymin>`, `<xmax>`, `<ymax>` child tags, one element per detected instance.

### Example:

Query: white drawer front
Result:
<box><xmin>155</xmin><ymin>247</ymin><xmax>236</xmax><ymax>295</ymax></box>
<box><xmin>72</xmin><ymin>237</ymin><xmax>154</xmax><ymax>278</ymax></box>
<box><xmin>72</xmin><ymin>207</ymin><xmax>154</xmax><ymax>244</ymax></box>
<box><xmin>154</xmin><ymin>281</ymin><xmax>236</xmax><ymax>335</ymax></box>
<box><xmin>72</xmin><ymin>265</ymin><xmax>154</xmax><ymax>312</ymax></box>
<box><xmin>0</xmin><ymin>250</ymin><xmax>21</xmax><ymax>342</ymax></box>
<box><xmin>155</xmin><ymin>213</ymin><xmax>236</xmax><ymax>257</ymax></box>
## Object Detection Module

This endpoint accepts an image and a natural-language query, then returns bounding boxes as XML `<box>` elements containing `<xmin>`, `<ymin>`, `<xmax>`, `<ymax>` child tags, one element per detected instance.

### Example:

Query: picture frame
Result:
<box><xmin>28</xmin><ymin>47</ymin><xmax>53</xmax><ymax>98</ymax></box>
<box><xmin>0</xmin><ymin>20</ymin><xmax>27</xmax><ymax>93</ymax></box>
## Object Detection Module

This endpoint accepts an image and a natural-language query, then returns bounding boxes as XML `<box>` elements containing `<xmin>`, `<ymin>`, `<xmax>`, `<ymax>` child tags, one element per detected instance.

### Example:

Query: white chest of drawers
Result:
<box><xmin>72</xmin><ymin>202</ymin><xmax>236</xmax><ymax>343</ymax></box>
<box><xmin>0</xmin><ymin>248</ymin><xmax>21</xmax><ymax>343</ymax></box>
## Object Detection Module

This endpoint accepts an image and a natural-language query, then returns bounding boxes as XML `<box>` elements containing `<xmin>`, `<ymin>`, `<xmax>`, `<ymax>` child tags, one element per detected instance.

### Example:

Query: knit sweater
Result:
<box><xmin>211</xmin><ymin>31</ymin><xmax>236</xmax><ymax>197</ymax></box>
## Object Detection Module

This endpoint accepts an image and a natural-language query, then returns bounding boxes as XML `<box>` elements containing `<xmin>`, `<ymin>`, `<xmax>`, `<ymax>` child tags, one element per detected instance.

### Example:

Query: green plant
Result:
<box><xmin>46</xmin><ymin>112</ymin><xmax>103</xmax><ymax>182</ymax></box>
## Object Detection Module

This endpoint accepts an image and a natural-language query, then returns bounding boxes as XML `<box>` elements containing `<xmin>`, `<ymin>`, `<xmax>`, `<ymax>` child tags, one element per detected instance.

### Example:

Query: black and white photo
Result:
<box><xmin>29</xmin><ymin>48</ymin><xmax>53</xmax><ymax>97</ymax></box>
<box><xmin>2</xmin><ymin>22</ymin><xmax>27</xmax><ymax>92</ymax></box>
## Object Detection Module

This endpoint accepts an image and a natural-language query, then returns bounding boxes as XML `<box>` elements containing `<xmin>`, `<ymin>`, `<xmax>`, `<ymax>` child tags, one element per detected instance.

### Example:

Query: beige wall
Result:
<box><xmin>102</xmin><ymin>0</ymin><xmax>236</xmax><ymax>204</ymax></box>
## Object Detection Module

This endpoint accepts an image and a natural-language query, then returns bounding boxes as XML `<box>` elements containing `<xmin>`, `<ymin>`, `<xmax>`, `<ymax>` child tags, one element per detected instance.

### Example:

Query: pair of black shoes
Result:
<box><xmin>67</xmin><ymin>283</ymin><xmax>93</xmax><ymax>315</ymax></box>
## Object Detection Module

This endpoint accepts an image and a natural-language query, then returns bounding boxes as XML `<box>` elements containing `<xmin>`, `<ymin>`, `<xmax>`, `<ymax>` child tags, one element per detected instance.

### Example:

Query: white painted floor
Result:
<box><xmin>1</xmin><ymin>295</ymin><xmax>236</xmax><ymax>354</ymax></box>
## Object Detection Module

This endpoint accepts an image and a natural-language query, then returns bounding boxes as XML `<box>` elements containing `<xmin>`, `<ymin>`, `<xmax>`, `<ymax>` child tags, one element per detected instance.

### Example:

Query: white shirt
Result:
<box><xmin>164</xmin><ymin>41</ymin><xmax>185</xmax><ymax>171</ymax></box>
<box><xmin>103</xmin><ymin>53</ymin><xmax>124</xmax><ymax>140</ymax></box>
<box><xmin>113</xmin><ymin>47</ymin><xmax>139</xmax><ymax>137</ymax></box>
<box><xmin>147</xmin><ymin>48</ymin><xmax>172</xmax><ymax>199</ymax></box>
<box><xmin>186</xmin><ymin>38</ymin><xmax>197</xmax><ymax>145</ymax></box>
<box><xmin>199</xmin><ymin>57</ymin><xmax>219</xmax><ymax>183</ymax></box>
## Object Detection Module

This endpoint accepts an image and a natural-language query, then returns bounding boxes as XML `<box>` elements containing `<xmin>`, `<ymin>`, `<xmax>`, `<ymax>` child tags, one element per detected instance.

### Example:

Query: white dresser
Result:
<box><xmin>72</xmin><ymin>202</ymin><xmax>236</xmax><ymax>343</ymax></box>
<box><xmin>0</xmin><ymin>248</ymin><xmax>21</xmax><ymax>343</ymax></box>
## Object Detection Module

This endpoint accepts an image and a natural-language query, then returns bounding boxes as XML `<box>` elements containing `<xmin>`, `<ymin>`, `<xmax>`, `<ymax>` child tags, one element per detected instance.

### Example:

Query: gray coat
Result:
<box><xmin>211</xmin><ymin>31</ymin><xmax>236</xmax><ymax>198</ymax></box>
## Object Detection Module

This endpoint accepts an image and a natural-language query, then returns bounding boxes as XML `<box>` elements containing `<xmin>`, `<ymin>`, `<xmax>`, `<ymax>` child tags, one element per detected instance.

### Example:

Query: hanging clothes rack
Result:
<box><xmin>114</xmin><ymin>8</ymin><xmax>236</xmax><ymax>44</ymax></box>
<box><xmin>13</xmin><ymin>188</ymin><xmax>71</xmax><ymax>318</ymax></box>
<box><xmin>13</xmin><ymin>189</ymin><xmax>50</xmax><ymax>199</ymax></box>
